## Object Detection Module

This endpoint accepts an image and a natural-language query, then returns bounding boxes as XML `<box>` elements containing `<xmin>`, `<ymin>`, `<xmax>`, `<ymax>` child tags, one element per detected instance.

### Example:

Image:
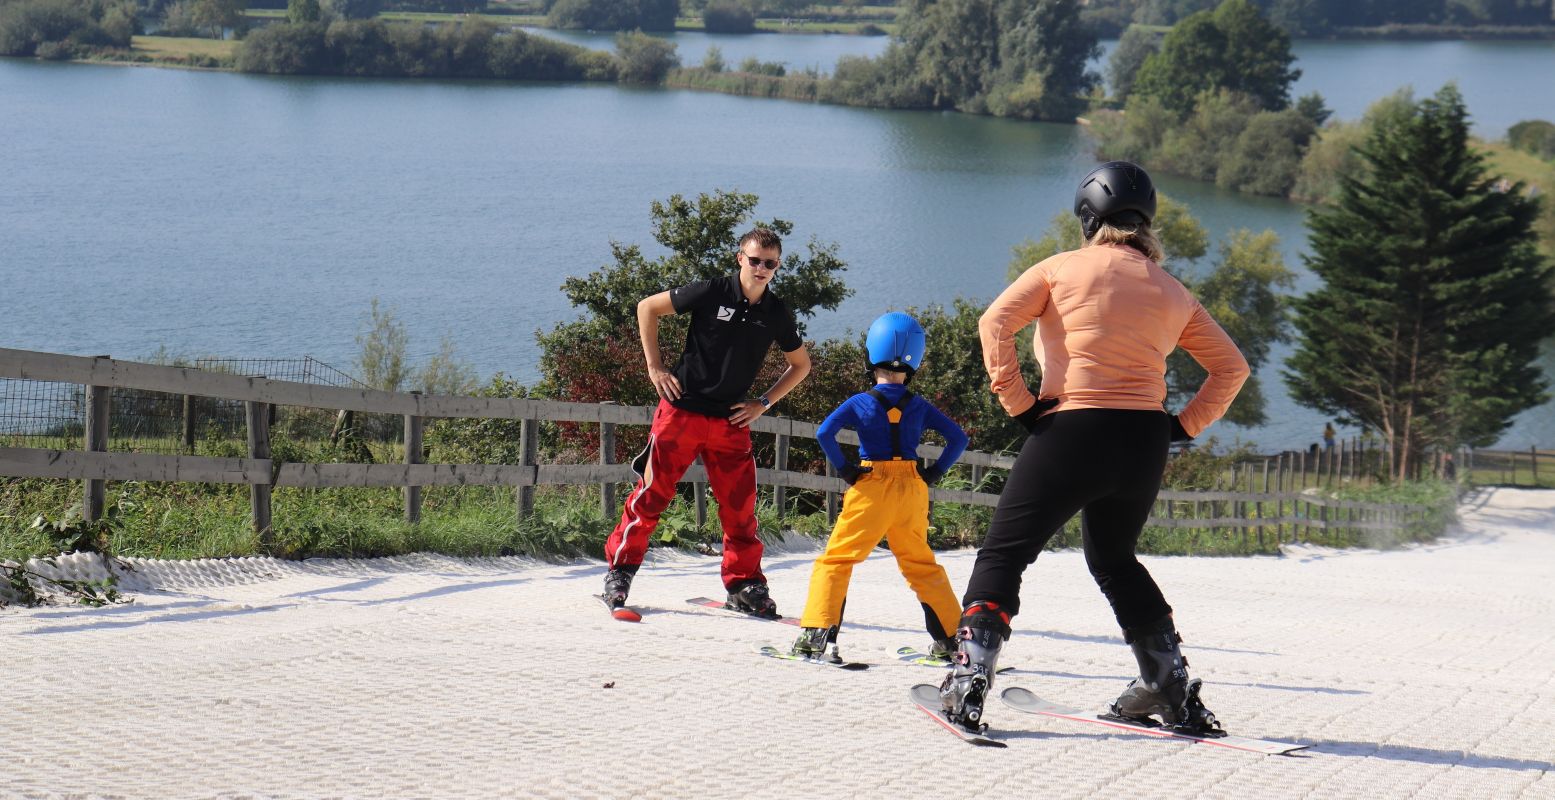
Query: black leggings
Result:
<box><xmin>962</xmin><ymin>408</ymin><xmax>1173</xmax><ymax>631</ymax></box>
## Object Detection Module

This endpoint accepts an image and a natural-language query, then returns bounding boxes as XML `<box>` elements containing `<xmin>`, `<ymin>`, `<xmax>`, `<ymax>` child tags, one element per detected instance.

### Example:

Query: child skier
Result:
<box><xmin>789</xmin><ymin>312</ymin><xmax>969</xmax><ymax>664</ymax></box>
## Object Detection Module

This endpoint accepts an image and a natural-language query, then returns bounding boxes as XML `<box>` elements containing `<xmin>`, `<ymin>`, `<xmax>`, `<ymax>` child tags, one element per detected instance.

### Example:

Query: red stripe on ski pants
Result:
<box><xmin>604</xmin><ymin>400</ymin><xmax>764</xmax><ymax>591</ymax></box>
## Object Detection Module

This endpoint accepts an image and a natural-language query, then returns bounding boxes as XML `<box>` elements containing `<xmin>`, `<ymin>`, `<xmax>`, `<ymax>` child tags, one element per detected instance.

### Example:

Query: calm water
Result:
<box><xmin>1</xmin><ymin>47</ymin><xmax>1551</xmax><ymax>450</ymax></box>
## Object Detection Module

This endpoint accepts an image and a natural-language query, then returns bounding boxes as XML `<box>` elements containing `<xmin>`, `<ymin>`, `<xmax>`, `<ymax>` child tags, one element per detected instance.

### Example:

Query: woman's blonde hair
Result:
<box><xmin>1087</xmin><ymin>218</ymin><xmax>1164</xmax><ymax>263</ymax></box>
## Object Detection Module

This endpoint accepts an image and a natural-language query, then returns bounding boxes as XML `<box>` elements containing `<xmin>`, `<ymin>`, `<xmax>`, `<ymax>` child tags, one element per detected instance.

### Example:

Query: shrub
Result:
<box><xmin>0</xmin><ymin>0</ymin><xmax>122</xmax><ymax>57</ymax></box>
<box><xmin>1217</xmin><ymin>108</ymin><xmax>1315</xmax><ymax>196</ymax></box>
<box><xmin>614</xmin><ymin>29</ymin><xmax>677</xmax><ymax>83</ymax></box>
<box><xmin>701</xmin><ymin>1</ymin><xmax>752</xmax><ymax>34</ymax></box>
<box><xmin>235</xmin><ymin>20</ymin><xmax>327</xmax><ymax>72</ymax></box>
<box><xmin>735</xmin><ymin>55</ymin><xmax>784</xmax><ymax>76</ymax></box>
<box><xmin>1157</xmin><ymin>89</ymin><xmax>1258</xmax><ymax>182</ymax></box>
<box><xmin>1508</xmin><ymin>119</ymin><xmax>1555</xmax><ymax>160</ymax></box>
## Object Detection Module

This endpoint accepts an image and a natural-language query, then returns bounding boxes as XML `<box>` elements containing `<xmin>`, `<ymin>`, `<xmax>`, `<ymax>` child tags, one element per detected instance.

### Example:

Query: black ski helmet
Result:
<box><xmin>1074</xmin><ymin>161</ymin><xmax>1157</xmax><ymax>240</ymax></box>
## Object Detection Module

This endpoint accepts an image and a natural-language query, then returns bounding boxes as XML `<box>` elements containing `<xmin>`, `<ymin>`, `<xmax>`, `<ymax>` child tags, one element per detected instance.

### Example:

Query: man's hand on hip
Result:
<box><xmin>648</xmin><ymin>366</ymin><xmax>682</xmax><ymax>401</ymax></box>
<box><xmin>727</xmin><ymin>399</ymin><xmax>766</xmax><ymax>428</ymax></box>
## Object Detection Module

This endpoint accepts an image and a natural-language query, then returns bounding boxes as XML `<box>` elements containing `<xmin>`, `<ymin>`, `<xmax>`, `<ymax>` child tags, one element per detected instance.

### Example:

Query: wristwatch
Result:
<box><xmin>758</xmin><ymin>394</ymin><xmax>771</xmax><ymax>409</ymax></box>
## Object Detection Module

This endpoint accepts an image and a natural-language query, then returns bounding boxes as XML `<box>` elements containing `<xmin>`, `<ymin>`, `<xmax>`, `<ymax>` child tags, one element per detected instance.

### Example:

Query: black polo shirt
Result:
<box><xmin>668</xmin><ymin>275</ymin><xmax>803</xmax><ymax>418</ymax></box>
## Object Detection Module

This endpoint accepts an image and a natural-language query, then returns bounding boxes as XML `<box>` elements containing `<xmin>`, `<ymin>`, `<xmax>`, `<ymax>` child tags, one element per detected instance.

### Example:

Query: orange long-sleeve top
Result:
<box><xmin>979</xmin><ymin>243</ymin><xmax>1250</xmax><ymax>438</ymax></box>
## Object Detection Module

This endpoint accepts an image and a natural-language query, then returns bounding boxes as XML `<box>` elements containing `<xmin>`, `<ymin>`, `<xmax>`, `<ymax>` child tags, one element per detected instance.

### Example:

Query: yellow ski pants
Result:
<box><xmin>799</xmin><ymin>459</ymin><xmax>961</xmax><ymax>639</ymax></box>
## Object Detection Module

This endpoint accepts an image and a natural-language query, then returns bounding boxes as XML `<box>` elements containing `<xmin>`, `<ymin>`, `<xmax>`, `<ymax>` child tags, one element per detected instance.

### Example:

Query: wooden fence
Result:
<box><xmin>0</xmin><ymin>347</ymin><xmax>1438</xmax><ymax>550</ymax></box>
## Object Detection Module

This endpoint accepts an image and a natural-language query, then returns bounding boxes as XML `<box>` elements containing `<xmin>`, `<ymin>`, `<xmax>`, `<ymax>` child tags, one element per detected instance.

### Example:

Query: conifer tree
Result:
<box><xmin>1285</xmin><ymin>85</ymin><xmax>1554</xmax><ymax>479</ymax></box>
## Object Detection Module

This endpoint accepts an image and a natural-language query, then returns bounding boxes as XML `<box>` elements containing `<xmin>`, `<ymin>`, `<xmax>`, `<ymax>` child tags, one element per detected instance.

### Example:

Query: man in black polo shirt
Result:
<box><xmin>602</xmin><ymin>227</ymin><xmax>812</xmax><ymax>617</ymax></box>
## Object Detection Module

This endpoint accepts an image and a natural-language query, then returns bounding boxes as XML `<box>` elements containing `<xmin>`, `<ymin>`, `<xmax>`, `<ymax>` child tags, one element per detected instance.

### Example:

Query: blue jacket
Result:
<box><xmin>816</xmin><ymin>383</ymin><xmax>968</xmax><ymax>472</ymax></box>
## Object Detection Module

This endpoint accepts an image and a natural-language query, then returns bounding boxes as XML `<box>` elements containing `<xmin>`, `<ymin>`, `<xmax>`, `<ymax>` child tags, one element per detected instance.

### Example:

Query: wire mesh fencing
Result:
<box><xmin>0</xmin><ymin>378</ymin><xmax>83</xmax><ymax>450</ymax></box>
<box><xmin>0</xmin><ymin>357</ymin><xmax>400</xmax><ymax>460</ymax></box>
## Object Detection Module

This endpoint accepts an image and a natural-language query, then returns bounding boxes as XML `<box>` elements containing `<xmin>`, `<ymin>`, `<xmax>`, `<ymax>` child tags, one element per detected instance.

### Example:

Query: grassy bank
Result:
<box><xmin>1482</xmin><ymin>140</ymin><xmax>1555</xmax><ymax>259</ymax></box>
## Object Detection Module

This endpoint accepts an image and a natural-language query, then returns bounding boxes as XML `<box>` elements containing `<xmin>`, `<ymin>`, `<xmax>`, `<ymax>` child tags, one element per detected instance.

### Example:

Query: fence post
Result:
<box><xmin>182</xmin><ymin>394</ymin><xmax>196</xmax><ymax>454</ymax></box>
<box><xmin>83</xmin><ymin>376</ymin><xmax>110</xmax><ymax>523</ymax></box>
<box><xmin>600</xmin><ymin>405</ymin><xmax>616</xmax><ymax>521</ymax></box>
<box><xmin>517</xmin><ymin>417</ymin><xmax>537</xmax><ymax>520</ymax></box>
<box><xmin>825</xmin><ymin>461</ymin><xmax>839</xmax><ymax>524</ymax></box>
<box><xmin>694</xmin><ymin>456</ymin><xmax>707</xmax><ymax>530</ymax></box>
<box><xmin>404</xmin><ymin>391</ymin><xmax>423</xmax><ymax>525</ymax></box>
<box><xmin>774</xmin><ymin>426</ymin><xmax>790</xmax><ymax>522</ymax></box>
<box><xmin>245</xmin><ymin>400</ymin><xmax>273</xmax><ymax>546</ymax></box>
<box><xmin>1533</xmin><ymin>445</ymin><xmax>1540</xmax><ymax>486</ymax></box>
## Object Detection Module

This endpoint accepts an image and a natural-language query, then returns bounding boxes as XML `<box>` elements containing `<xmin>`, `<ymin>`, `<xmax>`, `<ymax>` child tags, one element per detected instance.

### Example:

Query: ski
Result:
<box><xmin>909</xmin><ymin>684</ymin><xmax>1007</xmax><ymax>748</ymax></box>
<box><xmin>686</xmin><ymin>596</ymin><xmax>801</xmax><ymax>626</ymax></box>
<box><xmin>756</xmin><ymin>645</ymin><xmax>869</xmax><ymax>671</ymax></box>
<box><xmin>596</xmin><ymin>593</ymin><xmax>642</xmax><ymax>623</ymax></box>
<box><xmin>999</xmin><ymin>686</ymin><xmax>1308</xmax><ymax>755</ymax></box>
<box><xmin>895</xmin><ymin>646</ymin><xmax>1013</xmax><ymax>674</ymax></box>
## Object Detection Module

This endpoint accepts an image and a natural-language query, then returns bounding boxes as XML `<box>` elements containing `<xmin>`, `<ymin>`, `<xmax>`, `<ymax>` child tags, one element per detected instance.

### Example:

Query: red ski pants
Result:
<box><xmin>604</xmin><ymin>400</ymin><xmax>764</xmax><ymax>590</ymax></box>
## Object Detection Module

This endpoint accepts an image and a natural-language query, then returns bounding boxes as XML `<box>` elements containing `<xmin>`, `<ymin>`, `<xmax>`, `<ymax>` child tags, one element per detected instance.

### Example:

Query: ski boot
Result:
<box><xmin>1109</xmin><ymin>616</ymin><xmax>1225</xmax><ymax>737</ymax></box>
<box><xmin>928</xmin><ymin>636</ymin><xmax>958</xmax><ymax>662</ymax></box>
<box><xmin>602</xmin><ymin>568</ymin><xmax>634</xmax><ymax>610</ymax></box>
<box><xmin>727</xmin><ymin>581</ymin><xmax>780</xmax><ymax>619</ymax></box>
<box><xmin>792</xmin><ymin>625</ymin><xmax>843</xmax><ymax>664</ymax></box>
<box><xmin>939</xmin><ymin>602</ymin><xmax>1011</xmax><ymax>733</ymax></box>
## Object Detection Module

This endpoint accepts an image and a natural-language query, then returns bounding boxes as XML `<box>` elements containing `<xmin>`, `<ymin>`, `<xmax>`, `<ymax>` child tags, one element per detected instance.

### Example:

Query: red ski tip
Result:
<box><xmin>612</xmin><ymin>608</ymin><xmax>643</xmax><ymax>623</ymax></box>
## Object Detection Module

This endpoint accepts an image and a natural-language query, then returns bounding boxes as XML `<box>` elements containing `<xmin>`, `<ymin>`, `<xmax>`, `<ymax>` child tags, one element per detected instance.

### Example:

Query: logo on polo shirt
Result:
<box><xmin>717</xmin><ymin>306</ymin><xmax>736</xmax><ymax>322</ymax></box>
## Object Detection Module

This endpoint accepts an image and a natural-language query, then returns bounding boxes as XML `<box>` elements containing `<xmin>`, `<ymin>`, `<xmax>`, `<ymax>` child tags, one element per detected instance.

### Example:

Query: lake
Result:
<box><xmin>2</xmin><ymin>36</ymin><xmax>1551</xmax><ymax>451</ymax></box>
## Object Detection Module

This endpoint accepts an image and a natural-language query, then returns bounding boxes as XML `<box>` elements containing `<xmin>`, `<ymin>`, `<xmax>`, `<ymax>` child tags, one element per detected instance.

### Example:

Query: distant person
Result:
<box><xmin>789</xmin><ymin>312</ymin><xmax>968</xmax><ymax>664</ymax></box>
<box><xmin>600</xmin><ymin>228</ymin><xmax>812</xmax><ymax>618</ymax></box>
<box><xmin>940</xmin><ymin>161</ymin><xmax>1250</xmax><ymax>736</ymax></box>
<box><xmin>1324</xmin><ymin>422</ymin><xmax>1336</xmax><ymax>451</ymax></box>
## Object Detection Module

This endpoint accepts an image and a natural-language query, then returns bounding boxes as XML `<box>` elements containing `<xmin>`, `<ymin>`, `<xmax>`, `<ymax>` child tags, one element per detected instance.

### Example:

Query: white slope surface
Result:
<box><xmin>3</xmin><ymin>488</ymin><xmax>1553</xmax><ymax>799</ymax></box>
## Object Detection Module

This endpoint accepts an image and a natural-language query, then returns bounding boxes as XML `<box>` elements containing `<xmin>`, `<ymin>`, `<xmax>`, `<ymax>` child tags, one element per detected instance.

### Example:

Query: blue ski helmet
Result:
<box><xmin>866</xmin><ymin>312</ymin><xmax>926</xmax><ymax>375</ymax></box>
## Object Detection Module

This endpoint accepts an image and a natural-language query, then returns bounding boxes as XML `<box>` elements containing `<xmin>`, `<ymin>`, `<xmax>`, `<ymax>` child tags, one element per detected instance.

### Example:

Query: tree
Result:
<box><xmin>287</xmin><ymin>0</ymin><xmax>319</xmax><ymax>23</ymax></box>
<box><xmin>613</xmin><ymin>29</ymin><xmax>678</xmax><ymax>83</ymax></box>
<box><xmin>1106</xmin><ymin>24</ymin><xmax>1159</xmax><ymax>100</ymax></box>
<box><xmin>1211</xmin><ymin>0</ymin><xmax>1299</xmax><ymax>111</ymax></box>
<box><xmin>357</xmin><ymin>298</ymin><xmax>409</xmax><ymax>392</ymax></box>
<box><xmin>1285</xmin><ymin>85</ymin><xmax>1555</xmax><ymax>478</ymax></box>
<box><xmin>910</xmin><ymin>0</ymin><xmax>1000</xmax><ymax>109</ymax></box>
<box><xmin>547</xmin><ymin>0</ymin><xmax>676</xmax><ymax>31</ymax></box>
<box><xmin>559</xmin><ymin>189</ymin><xmax>850</xmax><ymax>331</ymax></box>
<box><xmin>1132</xmin><ymin>0</ymin><xmax>1299</xmax><ymax>116</ymax></box>
<box><xmin>191</xmin><ymin>0</ymin><xmax>243</xmax><ymax>38</ymax></box>
<box><xmin>537</xmin><ymin>189</ymin><xmax>853</xmax><ymax>446</ymax></box>
<box><xmin>1508</xmin><ymin>119</ymin><xmax>1555</xmax><ymax>160</ymax></box>
<box><xmin>321</xmin><ymin>0</ymin><xmax>377</xmax><ymax>20</ymax></box>
<box><xmin>702</xmin><ymin>1</ymin><xmax>754</xmax><ymax>33</ymax></box>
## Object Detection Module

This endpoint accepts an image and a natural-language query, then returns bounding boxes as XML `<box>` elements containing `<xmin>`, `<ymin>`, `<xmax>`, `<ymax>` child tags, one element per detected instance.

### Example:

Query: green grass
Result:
<box><xmin>130</xmin><ymin>35</ymin><xmax>239</xmax><ymax>61</ymax></box>
<box><xmin>1481</xmin><ymin>139</ymin><xmax>1555</xmax><ymax>258</ymax></box>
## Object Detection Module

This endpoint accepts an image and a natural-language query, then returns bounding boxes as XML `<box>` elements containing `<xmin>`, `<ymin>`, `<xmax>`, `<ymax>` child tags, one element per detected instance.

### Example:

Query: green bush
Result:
<box><xmin>236</xmin><ymin>19</ymin><xmax>616</xmax><ymax>80</ymax></box>
<box><xmin>613</xmin><ymin>28</ymin><xmax>677</xmax><ymax>83</ymax></box>
<box><xmin>701</xmin><ymin>1</ymin><xmax>752</xmax><ymax>33</ymax></box>
<box><xmin>1508</xmin><ymin>119</ymin><xmax>1555</xmax><ymax>161</ymax></box>
<box><xmin>0</xmin><ymin>0</ymin><xmax>131</xmax><ymax>57</ymax></box>
<box><xmin>1216</xmin><ymin>108</ymin><xmax>1315</xmax><ymax>196</ymax></box>
<box><xmin>547</xmin><ymin>0</ymin><xmax>675</xmax><ymax>32</ymax></box>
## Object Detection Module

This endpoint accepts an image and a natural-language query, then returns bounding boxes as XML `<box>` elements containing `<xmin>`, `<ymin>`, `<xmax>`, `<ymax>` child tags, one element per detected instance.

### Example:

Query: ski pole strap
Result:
<box><xmin>866</xmin><ymin>388</ymin><xmax>914</xmax><ymax>460</ymax></box>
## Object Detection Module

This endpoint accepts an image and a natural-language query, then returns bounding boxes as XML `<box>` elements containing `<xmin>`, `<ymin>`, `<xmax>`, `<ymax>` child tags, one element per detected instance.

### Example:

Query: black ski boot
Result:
<box><xmin>602</xmin><ymin>568</ymin><xmax>634</xmax><ymax>609</ymax></box>
<box><xmin>1109</xmin><ymin>616</ymin><xmax>1225</xmax><ymax>737</ymax></box>
<box><xmin>939</xmin><ymin>602</ymin><xmax>1011</xmax><ymax>733</ymax></box>
<box><xmin>791</xmin><ymin>626</ymin><xmax>842</xmax><ymax>664</ymax></box>
<box><xmin>727</xmin><ymin>581</ymin><xmax>780</xmax><ymax>619</ymax></box>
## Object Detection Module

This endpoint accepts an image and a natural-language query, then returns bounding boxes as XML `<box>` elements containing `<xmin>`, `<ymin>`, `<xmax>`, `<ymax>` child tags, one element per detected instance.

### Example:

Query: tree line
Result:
<box><xmin>1082</xmin><ymin>0</ymin><xmax>1555</xmax><ymax>37</ymax></box>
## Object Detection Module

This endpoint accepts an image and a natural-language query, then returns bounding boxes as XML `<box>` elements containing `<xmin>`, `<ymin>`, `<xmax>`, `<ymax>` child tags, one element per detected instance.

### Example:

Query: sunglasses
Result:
<box><xmin>741</xmin><ymin>253</ymin><xmax>781</xmax><ymax>271</ymax></box>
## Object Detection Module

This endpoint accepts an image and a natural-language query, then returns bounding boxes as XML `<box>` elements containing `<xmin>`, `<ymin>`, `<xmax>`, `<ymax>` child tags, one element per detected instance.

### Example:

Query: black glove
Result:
<box><xmin>1168</xmin><ymin>414</ymin><xmax>1193</xmax><ymax>444</ymax></box>
<box><xmin>838</xmin><ymin>463</ymin><xmax>872</xmax><ymax>485</ymax></box>
<box><xmin>1013</xmin><ymin>395</ymin><xmax>1060</xmax><ymax>435</ymax></box>
<box><xmin>919</xmin><ymin>463</ymin><xmax>946</xmax><ymax>486</ymax></box>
